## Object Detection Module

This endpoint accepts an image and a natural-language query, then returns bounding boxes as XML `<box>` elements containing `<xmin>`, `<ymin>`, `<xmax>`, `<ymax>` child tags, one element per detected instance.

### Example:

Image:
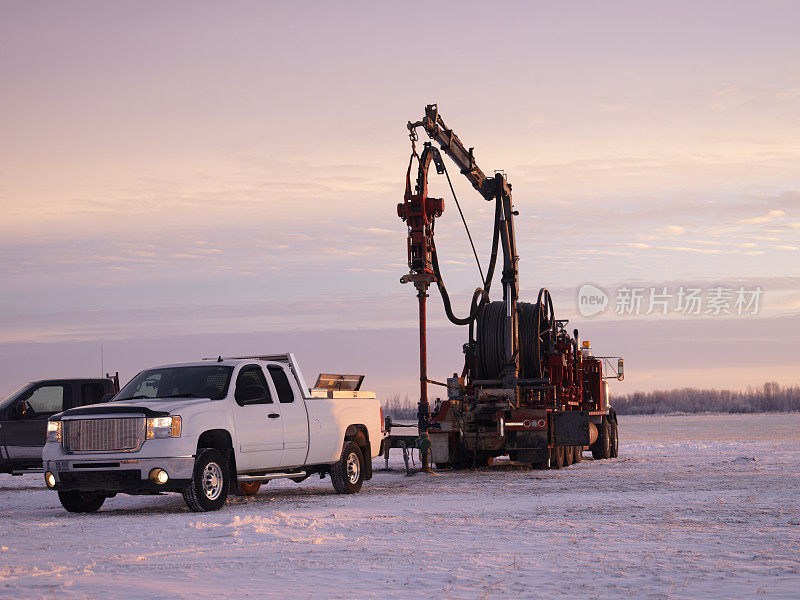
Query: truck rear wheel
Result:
<box><xmin>331</xmin><ymin>441</ymin><xmax>364</xmax><ymax>494</ymax></box>
<box><xmin>550</xmin><ymin>446</ymin><xmax>565</xmax><ymax>469</ymax></box>
<box><xmin>183</xmin><ymin>448</ymin><xmax>230</xmax><ymax>512</ymax></box>
<box><xmin>563</xmin><ymin>445</ymin><xmax>574</xmax><ymax>467</ymax></box>
<box><xmin>57</xmin><ymin>490</ymin><xmax>105</xmax><ymax>513</ymax></box>
<box><xmin>592</xmin><ymin>418</ymin><xmax>612</xmax><ymax>460</ymax></box>
<box><xmin>573</xmin><ymin>445</ymin><xmax>583</xmax><ymax>463</ymax></box>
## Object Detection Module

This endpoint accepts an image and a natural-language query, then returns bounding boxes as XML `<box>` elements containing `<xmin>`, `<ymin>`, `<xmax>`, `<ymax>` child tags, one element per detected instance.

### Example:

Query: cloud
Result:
<box><xmin>668</xmin><ymin>246</ymin><xmax>722</xmax><ymax>254</ymax></box>
<box><xmin>737</xmin><ymin>209</ymin><xmax>785</xmax><ymax>225</ymax></box>
<box><xmin>711</xmin><ymin>85</ymin><xmax>753</xmax><ymax>111</ymax></box>
<box><xmin>658</xmin><ymin>225</ymin><xmax>685</xmax><ymax>235</ymax></box>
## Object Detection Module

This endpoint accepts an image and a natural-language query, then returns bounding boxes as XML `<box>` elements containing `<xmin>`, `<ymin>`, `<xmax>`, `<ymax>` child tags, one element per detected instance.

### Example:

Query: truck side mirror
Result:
<box><xmin>617</xmin><ymin>358</ymin><xmax>624</xmax><ymax>381</ymax></box>
<box><xmin>14</xmin><ymin>400</ymin><xmax>31</xmax><ymax>419</ymax></box>
<box><xmin>101</xmin><ymin>393</ymin><xmax>115</xmax><ymax>403</ymax></box>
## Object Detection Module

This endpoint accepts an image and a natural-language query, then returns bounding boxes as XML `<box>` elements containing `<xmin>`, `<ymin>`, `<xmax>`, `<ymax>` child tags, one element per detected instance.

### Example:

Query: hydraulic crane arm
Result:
<box><xmin>401</xmin><ymin>105</ymin><xmax>522</xmax><ymax>437</ymax></box>
<box><xmin>408</xmin><ymin>104</ymin><xmax>512</xmax><ymax>202</ymax></box>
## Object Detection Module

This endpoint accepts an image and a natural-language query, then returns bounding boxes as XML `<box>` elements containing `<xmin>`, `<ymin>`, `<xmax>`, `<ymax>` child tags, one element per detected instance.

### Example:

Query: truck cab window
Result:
<box><xmin>268</xmin><ymin>366</ymin><xmax>295</xmax><ymax>404</ymax></box>
<box><xmin>81</xmin><ymin>383</ymin><xmax>106</xmax><ymax>406</ymax></box>
<box><xmin>235</xmin><ymin>366</ymin><xmax>272</xmax><ymax>406</ymax></box>
<box><xmin>23</xmin><ymin>385</ymin><xmax>65</xmax><ymax>416</ymax></box>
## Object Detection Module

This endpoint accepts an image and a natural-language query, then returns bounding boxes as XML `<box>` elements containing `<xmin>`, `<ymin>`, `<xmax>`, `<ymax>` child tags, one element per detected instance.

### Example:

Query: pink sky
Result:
<box><xmin>1</xmin><ymin>1</ymin><xmax>799</xmax><ymax>399</ymax></box>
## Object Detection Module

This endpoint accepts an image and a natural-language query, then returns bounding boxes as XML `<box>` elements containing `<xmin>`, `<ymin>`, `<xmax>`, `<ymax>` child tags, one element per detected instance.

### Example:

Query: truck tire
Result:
<box><xmin>550</xmin><ymin>446</ymin><xmax>565</xmax><ymax>469</ymax></box>
<box><xmin>573</xmin><ymin>445</ymin><xmax>583</xmax><ymax>464</ymax></box>
<box><xmin>563</xmin><ymin>445</ymin><xmax>574</xmax><ymax>467</ymax></box>
<box><xmin>183</xmin><ymin>448</ymin><xmax>230</xmax><ymax>512</ymax></box>
<box><xmin>473</xmin><ymin>451</ymin><xmax>492</xmax><ymax>469</ymax></box>
<box><xmin>331</xmin><ymin>441</ymin><xmax>364</xmax><ymax>494</ymax></box>
<box><xmin>57</xmin><ymin>490</ymin><xmax>105</xmax><ymax>513</ymax></box>
<box><xmin>610</xmin><ymin>418</ymin><xmax>619</xmax><ymax>458</ymax></box>
<box><xmin>592</xmin><ymin>418</ymin><xmax>612</xmax><ymax>460</ymax></box>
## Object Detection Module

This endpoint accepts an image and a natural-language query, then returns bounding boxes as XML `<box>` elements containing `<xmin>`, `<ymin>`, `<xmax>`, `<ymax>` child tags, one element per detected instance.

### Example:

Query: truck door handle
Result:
<box><xmin>268</xmin><ymin>413</ymin><xmax>280</xmax><ymax>419</ymax></box>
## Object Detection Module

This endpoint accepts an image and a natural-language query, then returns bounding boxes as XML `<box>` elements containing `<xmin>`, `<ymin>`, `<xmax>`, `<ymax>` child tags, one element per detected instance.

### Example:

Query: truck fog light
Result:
<box><xmin>149</xmin><ymin>468</ymin><xmax>169</xmax><ymax>484</ymax></box>
<box><xmin>45</xmin><ymin>471</ymin><xmax>56</xmax><ymax>489</ymax></box>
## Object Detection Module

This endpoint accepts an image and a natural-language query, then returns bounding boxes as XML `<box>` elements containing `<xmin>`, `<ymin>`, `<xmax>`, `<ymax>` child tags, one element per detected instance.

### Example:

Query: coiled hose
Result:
<box><xmin>475</xmin><ymin>289</ymin><xmax>556</xmax><ymax>380</ymax></box>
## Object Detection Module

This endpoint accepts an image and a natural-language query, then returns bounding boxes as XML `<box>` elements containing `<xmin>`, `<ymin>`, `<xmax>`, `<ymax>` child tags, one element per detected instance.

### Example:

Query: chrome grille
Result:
<box><xmin>63</xmin><ymin>418</ymin><xmax>144</xmax><ymax>452</ymax></box>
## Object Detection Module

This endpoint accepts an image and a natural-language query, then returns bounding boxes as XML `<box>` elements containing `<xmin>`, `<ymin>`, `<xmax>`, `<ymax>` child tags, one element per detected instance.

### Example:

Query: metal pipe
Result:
<box><xmin>423</xmin><ymin>377</ymin><xmax>460</xmax><ymax>390</ymax></box>
<box><xmin>418</xmin><ymin>285</ymin><xmax>430</xmax><ymax>435</ymax></box>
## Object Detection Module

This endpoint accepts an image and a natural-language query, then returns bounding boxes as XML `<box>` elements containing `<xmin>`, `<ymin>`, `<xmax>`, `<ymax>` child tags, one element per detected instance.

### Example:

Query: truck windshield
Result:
<box><xmin>115</xmin><ymin>366</ymin><xmax>234</xmax><ymax>401</ymax></box>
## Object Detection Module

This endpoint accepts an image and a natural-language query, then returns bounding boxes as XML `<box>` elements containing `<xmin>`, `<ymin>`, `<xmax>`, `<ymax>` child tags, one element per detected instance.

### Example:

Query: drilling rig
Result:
<box><xmin>397</xmin><ymin>104</ymin><xmax>624</xmax><ymax>469</ymax></box>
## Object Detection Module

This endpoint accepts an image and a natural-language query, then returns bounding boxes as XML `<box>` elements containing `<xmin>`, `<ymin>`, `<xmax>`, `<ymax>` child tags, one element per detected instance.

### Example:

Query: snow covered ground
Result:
<box><xmin>1</xmin><ymin>413</ymin><xmax>799</xmax><ymax>599</ymax></box>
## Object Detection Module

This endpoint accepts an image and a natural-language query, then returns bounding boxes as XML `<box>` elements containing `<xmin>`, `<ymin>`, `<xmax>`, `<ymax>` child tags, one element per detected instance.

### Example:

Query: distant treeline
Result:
<box><xmin>382</xmin><ymin>395</ymin><xmax>417</xmax><ymax>420</ymax></box>
<box><xmin>614</xmin><ymin>382</ymin><xmax>800</xmax><ymax>415</ymax></box>
<box><xmin>381</xmin><ymin>383</ymin><xmax>800</xmax><ymax>418</ymax></box>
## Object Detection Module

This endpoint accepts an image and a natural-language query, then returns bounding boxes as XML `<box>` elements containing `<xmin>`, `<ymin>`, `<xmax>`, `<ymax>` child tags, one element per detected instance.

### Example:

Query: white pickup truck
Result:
<box><xmin>42</xmin><ymin>354</ymin><xmax>383</xmax><ymax>512</ymax></box>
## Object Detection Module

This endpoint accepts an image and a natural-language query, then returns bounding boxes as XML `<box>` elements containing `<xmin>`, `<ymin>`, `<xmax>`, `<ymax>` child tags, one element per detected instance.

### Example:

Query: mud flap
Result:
<box><xmin>515</xmin><ymin>431</ymin><xmax>549</xmax><ymax>464</ymax></box>
<box><xmin>552</xmin><ymin>411</ymin><xmax>590</xmax><ymax>446</ymax></box>
<box><xmin>363</xmin><ymin>442</ymin><xmax>373</xmax><ymax>480</ymax></box>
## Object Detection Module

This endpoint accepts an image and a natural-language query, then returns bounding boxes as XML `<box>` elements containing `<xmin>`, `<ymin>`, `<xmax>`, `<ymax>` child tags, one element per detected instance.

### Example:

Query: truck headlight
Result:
<box><xmin>47</xmin><ymin>421</ymin><xmax>62</xmax><ymax>443</ymax></box>
<box><xmin>146</xmin><ymin>416</ymin><xmax>181</xmax><ymax>439</ymax></box>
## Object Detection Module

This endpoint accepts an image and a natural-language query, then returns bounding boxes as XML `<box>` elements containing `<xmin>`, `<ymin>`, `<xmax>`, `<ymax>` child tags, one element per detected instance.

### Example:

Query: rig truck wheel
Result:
<box><xmin>57</xmin><ymin>490</ymin><xmax>106</xmax><ymax>513</ymax></box>
<box><xmin>563</xmin><ymin>445</ymin><xmax>574</xmax><ymax>467</ymax></box>
<box><xmin>551</xmin><ymin>446</ymin><xmax>565</xmax><ymax>469</ymax></box>
<box><xmin>610</xmin><ymin>418</ymin><xmax>619</xmax><ymax>458</ymax></box>
<box><xmin>573</xmin><ymin>445</ymin><xmax>583</xmax><ymax>464</ymax></box>
<box><xmin>331</xmin><ymin>441</ymin><xmax>364</xmax><ymax>494</ymax></box>
<box><xmin>592</xmin><ymin>418</ymin><xmax>612</xmax><ymax>460</ymax></box>
<box><xmin>183</xmin><ymin>448</ymin><xmax>230</xmax><ymax>512</ymax></box>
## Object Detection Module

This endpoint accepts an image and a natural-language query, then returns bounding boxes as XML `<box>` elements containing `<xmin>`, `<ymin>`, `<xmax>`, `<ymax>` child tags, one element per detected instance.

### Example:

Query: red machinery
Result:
<box><xmin>397</xmin><ymin>105</ymin><xmax>624</xmax><ymax>469</ymax></box>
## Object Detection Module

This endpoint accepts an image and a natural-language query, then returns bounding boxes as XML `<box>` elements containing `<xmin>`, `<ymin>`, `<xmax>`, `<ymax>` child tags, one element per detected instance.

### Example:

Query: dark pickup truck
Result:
<box><xmin>0</xmin><ymin>376</ymin><xmax>119</xmax><ymax>474</ymax></box>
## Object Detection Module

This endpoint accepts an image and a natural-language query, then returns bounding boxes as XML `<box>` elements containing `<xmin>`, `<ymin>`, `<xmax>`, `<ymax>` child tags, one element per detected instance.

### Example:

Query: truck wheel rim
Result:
<box><xmin>202</xmin><ymin>462</ymin><xmax>223</xmax><ymax>500</ymax></box>
<box><xmin>346</xmin><ymin>452</ymin><xmax>360</xmax><ymax>484</ymax></box>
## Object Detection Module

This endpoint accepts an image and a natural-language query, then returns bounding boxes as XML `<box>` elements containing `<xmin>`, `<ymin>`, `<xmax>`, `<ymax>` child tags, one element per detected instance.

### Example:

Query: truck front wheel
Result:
<box><xmin>331</xmin><ymin>441</ymin><xmax>364</xmax><ymax>494</ymax></box>
<box><xmin>610</xmin><ymin>418</ymin><xmax>619</xmax><ymax>458</ymax></box>
<box><xmin>183</xmin><ymin>448</ymin><xmax>230</xmax><ymax>512</ymax></box>
<box><xmin>57</xmin><ymin>490</ymin><xmax>105</xmax><ymax>513</ymax></box>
